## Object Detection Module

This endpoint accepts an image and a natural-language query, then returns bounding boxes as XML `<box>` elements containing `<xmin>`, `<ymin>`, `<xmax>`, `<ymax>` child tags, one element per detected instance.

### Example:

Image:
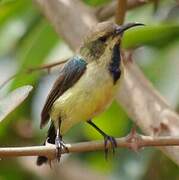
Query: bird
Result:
<box><xmin>36</xmin><ymin>21</ymin><xmax>144</xmax><ymax>165</ymax></box>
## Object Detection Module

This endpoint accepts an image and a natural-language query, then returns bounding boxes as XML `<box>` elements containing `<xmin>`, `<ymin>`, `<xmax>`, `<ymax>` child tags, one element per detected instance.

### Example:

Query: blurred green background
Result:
<box><xmin>0</xmin><ymin>0</ymin><xmax>179</xmax><ymax>179</ymax></box>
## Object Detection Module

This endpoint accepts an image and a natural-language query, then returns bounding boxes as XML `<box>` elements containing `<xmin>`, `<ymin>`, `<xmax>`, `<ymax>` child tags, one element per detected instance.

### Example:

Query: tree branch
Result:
<box><xmin>27</xmin><ymin>59</ymin><xmax>68</xmax><ymax>73</ymax></box>
<box><xmin>115</xmin><ymin>0</ymin><xmax>127</xmax><ymax>25</ymax></box>
<box><xmin>2</xmin><ymin>134</ymin><xmax>179</xmax><ymax>158</ymax></box>
<box><xmin>0</xmin><ymin>59</ymin><xmax>67</xmax><ymax>90</ymax></box>
<box><xmin>96</xmin><ymin>0</ymin><xmax>151</xmax><ymax>21</ymax></box>
<box><xmin>34</xmin><ymin>0</ymin><xmax>98</xmax><ymax>49</ymax></box>
<box><xmin>34</xmin><ymin>0</ymin><xmax>179</xmax><ymax>165</ymax></box>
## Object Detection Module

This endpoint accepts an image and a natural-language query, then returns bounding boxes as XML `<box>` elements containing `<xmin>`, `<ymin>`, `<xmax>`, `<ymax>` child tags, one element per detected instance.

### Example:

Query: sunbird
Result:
<box><xmin>37</xmin><ymin>21</ymin><xmax>143</xmax><ymax>165</ymax></box>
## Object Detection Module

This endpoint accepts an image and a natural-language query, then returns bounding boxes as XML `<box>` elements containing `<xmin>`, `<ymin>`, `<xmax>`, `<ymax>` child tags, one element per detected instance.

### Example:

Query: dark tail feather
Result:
<box><xmin>36</xmin><ymin>123</ymin><xmax>56</xmax><ymax>166</ymax></box>
<box><xmin>37</xmin><ymin>156</ymin><xmax>48</xmax><ymax>166</ymax></box>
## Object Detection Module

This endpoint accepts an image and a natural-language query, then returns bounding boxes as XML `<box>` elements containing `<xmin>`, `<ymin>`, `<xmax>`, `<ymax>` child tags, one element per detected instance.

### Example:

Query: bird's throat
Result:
<box><xmin>108</xmin><ymin>42</ymin><xmax>121</xmax><ymax>84</ymax></box>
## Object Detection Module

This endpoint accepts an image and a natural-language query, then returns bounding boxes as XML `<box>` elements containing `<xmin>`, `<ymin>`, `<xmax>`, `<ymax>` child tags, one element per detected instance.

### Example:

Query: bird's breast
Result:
<box><xmin>50</xmin><ymin>62</ymin><xmax>121</xmax><ymax>134</ymax></box>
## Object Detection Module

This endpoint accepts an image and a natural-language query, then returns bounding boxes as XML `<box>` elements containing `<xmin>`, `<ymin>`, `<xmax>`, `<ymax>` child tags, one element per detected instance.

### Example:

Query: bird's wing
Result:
<box><xmin>40</xmin><ymin>56</ymin><xmax>87</xmax><ymax>128</ymax></box>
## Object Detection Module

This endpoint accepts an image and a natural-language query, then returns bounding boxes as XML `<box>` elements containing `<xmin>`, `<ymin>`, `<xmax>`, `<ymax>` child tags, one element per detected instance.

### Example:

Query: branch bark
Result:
<box><xmin>34</xmin><ymin>0</ymin><xmax>98</xmax><ymax>49</ymax></box>
<box><xmin>96</xmin><ymin>0</ymin><xmax>151</xmax><ymax>21</ymax></box>
<box><xmin>118</xmin><ymin>55</ymin><xmax>179</xmax><ymax>164</ymax></box>
<box><xmin>115</xmin><ymin>0</ymin><xmax>127</xmax><ymax>25</ymax></box>
<box><xmin>27</xmin><ymin>58</ymin><xmax>68</xmax><ymax>73</ymax></box>
<box><xmin>2</xmin><ymin>135</ymin><xmax>179</xmax><ymax>158</ymax></box>
<box><xmin>34</xmin><ymin>0</ymin><xmax>179</xmax><ymax>165</ymax></box>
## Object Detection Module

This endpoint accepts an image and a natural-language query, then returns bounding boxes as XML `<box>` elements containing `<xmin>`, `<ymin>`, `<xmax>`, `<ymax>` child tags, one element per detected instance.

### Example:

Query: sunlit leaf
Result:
<box><xmin>10</xmin><ymin>19</ymin><xmax>59</xmax><ymax>89</ymax></box>
<box><xmin>83</xmin><ymin>0</ymin><xmax>110</xmax><ymax>6</ymax></box>
<box><xmin>0</xmin><ymin>85</ymin><xmax>33</xmax><ymax>122</ymax></box>
<box><xmin>122</xmin><ymin>24</ymin><xmax>179</xmax><ymax>48</ymax></box>
<box><xmin>0</xmin><ymin>0</ymin><xmax>15</xmax><ymax>5</ymax></box>
<box><xmin>0</xmin><ymin>0</ymin><xmax>30</xmax><ymax>25</ymax></box>
<box><xmin>83</xmin><ymin>102</ymin><xmax>129</xmax><ymax>140</ymax></box>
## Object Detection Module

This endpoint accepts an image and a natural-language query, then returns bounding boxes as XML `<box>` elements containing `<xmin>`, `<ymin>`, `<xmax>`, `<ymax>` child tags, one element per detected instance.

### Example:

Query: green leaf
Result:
<box><xmin>83</xmin><ymin>102</ymin><xmax>129</xmax><ymax>140</ymax></box>
<box><xmin>0</xmin><ymin>0</ymin><xmax>30</xmax><ymax>25</ymax></box>
<box><xmin>10</xmin><ymin>19</ymin><xmax>59</xmax><ymax>89</ymax></box>
<box><xmin>122</xmin><ymin>24</ymin><xmax>179</xmax><ymax>48</ymax></box>
<box><xmin>0</xmin><ymin>85</ymin><xmax>33</xmax><ymax>122</ymax></box>
<box><xmin>0</xmin><ymin>0</ymin><xmax>15</xmax><ymax>5</ymax></box>
<box><xmin>83</xmin><ymin>0</ymin><xmax>110</xmax><ymax>6</ymax></box>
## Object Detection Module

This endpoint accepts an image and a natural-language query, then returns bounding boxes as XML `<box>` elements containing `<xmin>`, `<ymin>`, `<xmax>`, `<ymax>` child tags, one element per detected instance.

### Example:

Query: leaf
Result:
<box><xmin>10</xmin><ymin>19</ymin><xmax>59</xmax><ymax>90</ymax></box>
<box><xmin>122</xmin><ymin>24</ymin><xmax>179</xmax><ymax>48</ymax></box>
<box><xmin>0</xmin><ymin>0</ymin><xmax>30</xmax><ymax>25</ymax></box>
<box><xmin>83</xmin><ymin>102</ymin><xmax>129</xmax><ymax>140</ymax></box>
<box><xmin>83</xmin><ymin>0</ymin><xmax>110</xmax><ymax>6</ymax></box>
<box><xmin>0</xmin><ymin>0</ymin><xmax>15</xmax><ymax>5</ymax></box>
<box><xmin>0</xmin><ymin>85</ymin><xmax>33</xmax><ymax>122</ymax></box>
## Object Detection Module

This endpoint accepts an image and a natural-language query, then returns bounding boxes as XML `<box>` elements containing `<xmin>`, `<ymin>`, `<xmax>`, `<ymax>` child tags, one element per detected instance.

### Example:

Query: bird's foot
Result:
<box><xmin>55</xmin><ymin>137</ymin><xmax>69</xmax><ymax>162</ymax></box>
<box><xmin>104</xmin><ymin>135</ymin><xmax>117</xmax><ymax>160</ymax></box>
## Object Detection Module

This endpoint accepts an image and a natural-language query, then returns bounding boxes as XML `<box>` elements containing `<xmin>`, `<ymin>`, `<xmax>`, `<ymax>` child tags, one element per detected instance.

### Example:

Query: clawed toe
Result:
<box><xmin>104</xmin><ymin>135</ymin><xmax>117</xmax><ymax>159</ymax></box>
<box><xmin>87</xmin><ymin>120</ymin><xmax>117</xmax><ymax>160</ymax></box>
<box><xmin>55</xmin><ymin>138</ymin><xmax>68</xmax><ymax>162</ymax></box>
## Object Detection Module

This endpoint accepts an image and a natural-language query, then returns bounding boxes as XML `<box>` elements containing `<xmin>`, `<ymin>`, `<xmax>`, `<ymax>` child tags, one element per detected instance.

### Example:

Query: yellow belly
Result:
<box><xmin>50</xmin><ymin>62</ymin><xmax>120</xmax><ymax>135</ymax></box>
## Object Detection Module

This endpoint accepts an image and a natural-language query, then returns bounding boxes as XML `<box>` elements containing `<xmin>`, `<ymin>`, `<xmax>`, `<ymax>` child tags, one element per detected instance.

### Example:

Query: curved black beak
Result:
<box><xmin>116</xmin><ymin>23</ymin><xmax>145</xmax><ymax>35</ymax></box>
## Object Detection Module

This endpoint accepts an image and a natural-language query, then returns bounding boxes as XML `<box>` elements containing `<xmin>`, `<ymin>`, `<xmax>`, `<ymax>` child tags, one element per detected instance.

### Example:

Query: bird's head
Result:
<box><xmin>80</xmin><ymin>21</ymin><xmax>144</xmax><ymax>63</ymax></box>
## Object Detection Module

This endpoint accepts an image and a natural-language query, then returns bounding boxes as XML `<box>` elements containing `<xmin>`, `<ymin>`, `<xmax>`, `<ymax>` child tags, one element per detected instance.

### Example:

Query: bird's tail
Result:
<box><xmin>36</xmin><ymin>123</ymin><xmax>56</xmax><ymax>166</ymax></box>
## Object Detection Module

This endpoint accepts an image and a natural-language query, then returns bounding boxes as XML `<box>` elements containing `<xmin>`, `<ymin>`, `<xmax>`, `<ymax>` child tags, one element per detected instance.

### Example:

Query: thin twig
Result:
<box><xmin>27</xmin><ymin>59</ymin><xmax>68</xmax><ymax>73</ymax></box>
<box><xmin>152</xmin><ymin>0</ymin><xmax>159</xmax><ymax>12</ymax></box>
<box><xmin>0</xmin><ymin>74</ymin><xmax>18</xmax><ymax>90</ymax></box>
<box><xmin>115</xmin><ymin>0</ymin><xmax>127</xmax><ymax>25</ymax></box>
<box><xmin>1</xmin><ymin>134</ymin><xmax>179</xmax><ymax>158</ymax></box>
<box><xmin>0</xmin><ymin>59</ymin><xmax>68</xmax><ymax>90</ymax></box>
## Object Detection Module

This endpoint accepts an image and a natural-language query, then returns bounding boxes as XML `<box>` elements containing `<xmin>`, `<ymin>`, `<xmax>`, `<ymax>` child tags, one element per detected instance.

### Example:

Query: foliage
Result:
<box><xmin>0</xmin><ymin>0</ymin><xmax>179</xmax><ymax>179</ymax></box>
<box><xmin>0</xmin><ymin>85</ymin><xmax>32</xmax><ymax>122</ymax></box>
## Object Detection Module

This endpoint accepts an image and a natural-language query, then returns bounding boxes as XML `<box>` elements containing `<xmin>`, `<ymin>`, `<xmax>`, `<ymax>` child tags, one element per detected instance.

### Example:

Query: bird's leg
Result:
<box><xmin>55</xmin><ymin>119</ymin><xmax>68</xmax><ymax>162</ymax></box>
<box><xmin>55</xmin><ymin>128</ymin><xmax>62</xmax><ymax>162</ymax></box>
<box><xmin>87</xmin><ymin>120</ymin><xmax>117</xmax><ymax>159</ymax></box>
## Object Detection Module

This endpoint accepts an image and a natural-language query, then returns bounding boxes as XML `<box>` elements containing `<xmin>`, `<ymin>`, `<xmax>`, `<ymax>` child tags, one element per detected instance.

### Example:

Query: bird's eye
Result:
<box><xmin>98</xmin><ymin>36</ymin><xmax>107</xmax><ymax>43</ymax></box>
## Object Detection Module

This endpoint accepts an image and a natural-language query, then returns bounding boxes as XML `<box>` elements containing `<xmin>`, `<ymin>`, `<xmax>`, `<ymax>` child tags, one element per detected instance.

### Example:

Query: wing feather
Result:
<box><xmin>40</xmin><ymin>56</ymin><xmax>87</xmax><ymax>128</ymax></box>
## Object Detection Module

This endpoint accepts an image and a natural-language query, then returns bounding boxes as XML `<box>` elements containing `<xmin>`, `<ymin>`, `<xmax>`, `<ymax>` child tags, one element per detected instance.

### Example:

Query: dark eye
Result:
<box><xmin>98</xmin><ymin>36</ymin><xmax>108</xmax><ymax>42</ymax></box>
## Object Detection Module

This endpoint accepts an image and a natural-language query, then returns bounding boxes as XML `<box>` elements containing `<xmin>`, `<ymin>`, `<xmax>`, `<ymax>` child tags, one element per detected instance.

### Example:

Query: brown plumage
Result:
<box><xmin>40</xmin><ymin>57</ymin><xmax>87</xmax><ymax>128</ymax></box>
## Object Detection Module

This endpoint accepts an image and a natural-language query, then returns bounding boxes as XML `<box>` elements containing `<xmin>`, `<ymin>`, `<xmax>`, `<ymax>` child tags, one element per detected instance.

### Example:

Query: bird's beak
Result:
<box><xmin>115</xmin><ymin>23</ymin><xmax>145</xmax><ymax>35</ymax></box>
